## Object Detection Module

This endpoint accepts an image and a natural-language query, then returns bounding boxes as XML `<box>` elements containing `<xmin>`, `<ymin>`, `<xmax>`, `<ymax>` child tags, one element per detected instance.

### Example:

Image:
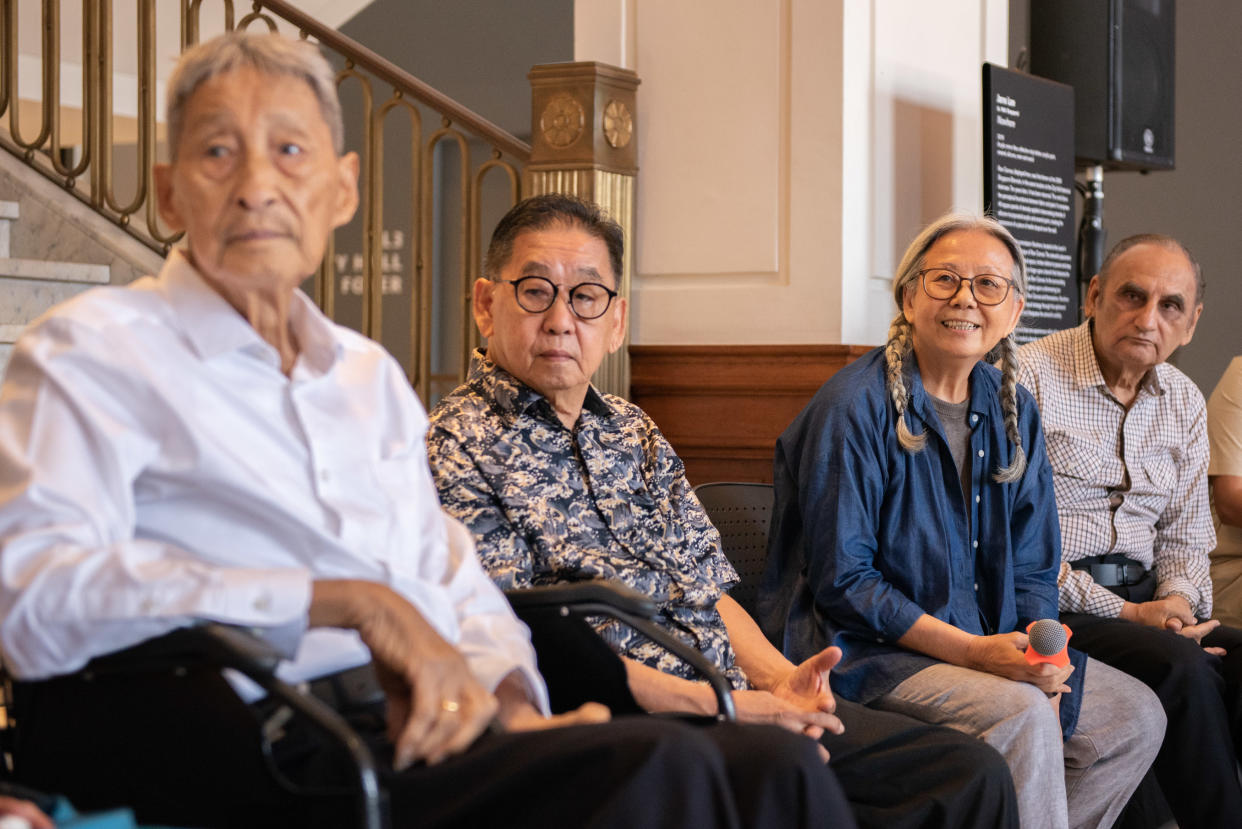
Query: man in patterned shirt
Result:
<box><xmin>428</xmin><ymin>194</ymin><xmax>1020</xmax><ymax>829</ymax></box>
<box><xmin>1018</xmin><ymin>234</ymin><xmax>1242</xmax><ymax>828</ymax></box>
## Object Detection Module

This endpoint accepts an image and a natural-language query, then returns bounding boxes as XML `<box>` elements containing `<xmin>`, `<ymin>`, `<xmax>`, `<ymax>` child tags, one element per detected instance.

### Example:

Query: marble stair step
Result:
<box><xmin>0</xmin><ymin>257</ymin><xmax>110</xmax><ymax>284</ymax></box>
<box><xmin>0</xmin><ymin>278</ymin><xmax>96</xmax><ymax>333</ymax></box>
<box><xmin>0</xmin><ymin>280</ymin><xmax>96</xmax><ymax>373</ymax></box>
<box><xmin>0</xmin><ymin>200</ymin><xmax>18</xmax><ymax>260</ymax></box>
<box><xmin>0</xmin><ymin>323</ymin><xmax>16</xmax><ymax>371</ymax></box>
<box><xmin>0</xmin><ymin>201</ymin><xmax>116</xmax><ymax>372</ymax></box>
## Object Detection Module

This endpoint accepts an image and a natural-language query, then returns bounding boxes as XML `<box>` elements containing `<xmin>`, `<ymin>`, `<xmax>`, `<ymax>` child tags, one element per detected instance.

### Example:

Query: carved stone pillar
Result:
<box><xmin>527</xmin><ymin>62</ymin><xmax>639</xmax><ymax>399</ymax></box>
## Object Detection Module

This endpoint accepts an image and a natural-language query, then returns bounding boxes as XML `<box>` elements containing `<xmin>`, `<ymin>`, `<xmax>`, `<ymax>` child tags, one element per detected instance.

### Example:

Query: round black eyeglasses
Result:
<box><xmin>918</xmin><ymin>268</ymin><xmax>1017</xmax><ymax>306</ymax></box>
<box><xmin>505</xmin><ymin>276</ymin><xmax>618</xmax><ymax>320</ymax></box>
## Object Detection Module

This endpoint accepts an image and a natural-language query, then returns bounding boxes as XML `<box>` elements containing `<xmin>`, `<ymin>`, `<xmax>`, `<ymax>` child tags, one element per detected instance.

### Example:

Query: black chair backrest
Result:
<box><xmin>507</xmin><ymin>581</ymin><xmax>737</xmax><ymax>721</ymax></box>
<box><xmin>693</xmin><ymin>482</ymin><xmax>775</xmax><ymax>617</ymax></box>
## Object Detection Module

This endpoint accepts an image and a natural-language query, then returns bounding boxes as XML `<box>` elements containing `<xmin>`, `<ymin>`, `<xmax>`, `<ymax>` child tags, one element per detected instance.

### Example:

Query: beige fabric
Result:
<box><xmin>1208</xmin><ymin>356</ymin><xmax>1242</xmax><ymax>626</ymax></box>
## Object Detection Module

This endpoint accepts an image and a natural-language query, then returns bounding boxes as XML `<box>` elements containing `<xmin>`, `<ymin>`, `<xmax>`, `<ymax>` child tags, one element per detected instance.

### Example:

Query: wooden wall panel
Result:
<box><xmin>629</xmin><ymin>344</ymin><xmax>872</xmax><ymax>486</ymax></box>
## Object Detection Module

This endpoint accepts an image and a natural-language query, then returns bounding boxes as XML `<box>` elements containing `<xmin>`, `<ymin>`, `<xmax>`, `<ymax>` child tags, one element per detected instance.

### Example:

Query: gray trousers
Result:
<box><xmin>872</xmin><ymin>657</ymin><xmax>1164</xmax><ymax>829</ymax></box>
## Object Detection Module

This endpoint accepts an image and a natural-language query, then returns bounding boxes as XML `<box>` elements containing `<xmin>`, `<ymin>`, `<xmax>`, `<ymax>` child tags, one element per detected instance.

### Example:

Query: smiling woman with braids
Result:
<box><xmin>760</xmin><ymin>214</ymin><xmax>1165</xmax><ymax>829</ymax></box>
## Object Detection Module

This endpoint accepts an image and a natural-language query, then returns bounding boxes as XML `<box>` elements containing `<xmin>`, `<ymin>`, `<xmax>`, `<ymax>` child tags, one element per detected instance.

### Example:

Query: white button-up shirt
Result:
<box><xmin>0</xmin><ymin>250</ymin><xmax>546</xmax><ymax>711</ymax></box>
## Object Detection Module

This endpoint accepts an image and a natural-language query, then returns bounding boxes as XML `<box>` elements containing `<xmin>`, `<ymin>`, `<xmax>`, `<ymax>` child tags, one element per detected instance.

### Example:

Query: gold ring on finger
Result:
<box><xmin>441</xmin><ymin>699</ymin><xmax>460</xmax><ymax>713</ymax></box>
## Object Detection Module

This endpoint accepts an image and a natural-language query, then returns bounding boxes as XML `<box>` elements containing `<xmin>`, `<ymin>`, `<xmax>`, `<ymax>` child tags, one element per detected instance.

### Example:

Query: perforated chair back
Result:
<box><xmin>693</xmin><ymin>482</ymin><xmax>775</xmax><ymax>617</ymax></box>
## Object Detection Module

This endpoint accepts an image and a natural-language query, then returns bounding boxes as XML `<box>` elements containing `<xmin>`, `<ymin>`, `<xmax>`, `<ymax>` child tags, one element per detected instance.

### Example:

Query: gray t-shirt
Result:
<box><xmin>930</xmin><ymin>394</ymin><xmax>972</xmax><ymax>510</ymax></box>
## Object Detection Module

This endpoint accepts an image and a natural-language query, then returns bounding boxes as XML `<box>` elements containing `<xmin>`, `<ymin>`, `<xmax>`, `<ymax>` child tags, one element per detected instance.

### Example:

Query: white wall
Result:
<box><xmin>576</xmin><ymin>0</ymin><xmax>1009</xmax><ymax>346</ymax></box>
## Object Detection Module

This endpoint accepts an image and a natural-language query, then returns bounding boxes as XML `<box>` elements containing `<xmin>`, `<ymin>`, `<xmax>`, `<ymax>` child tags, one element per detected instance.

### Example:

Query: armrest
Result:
<box><xmin>197</xmin><ymin>625</ymin><xmax>386</xmax><ymax>829</ymax></box>
<box><xmin>504</xmin><ymin>581</ymin><xmax>737</xmax><ymax>722</ymax></box>
<box><xmin>504</xmin><ymin>580</ymin><xmax>657</xmax><ymax>617</ymax></box>
<box><xmin>35</xmin><ymin>625</ymin><xmax>387</xmax><ymax>829</ymax></box>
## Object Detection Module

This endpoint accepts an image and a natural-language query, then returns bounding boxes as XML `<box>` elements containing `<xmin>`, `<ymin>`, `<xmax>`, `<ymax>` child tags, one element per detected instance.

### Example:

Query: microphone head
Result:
<box><xmin>1024</xmin><ymin>619</ymin><xmax>1072</xmax><ymax>667</ymax></box>
<box><xmin>1027</xmin><ymin>619</ymin><xmax>1067</xmax><ymax>656</ymax></box>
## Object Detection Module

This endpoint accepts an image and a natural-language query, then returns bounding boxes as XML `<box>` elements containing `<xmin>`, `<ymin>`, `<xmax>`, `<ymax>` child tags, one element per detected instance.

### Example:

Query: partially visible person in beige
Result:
<box><xmin>1206</xmin><ymin>356</ymin><xmax>1242</xmax><ymax>627</ymax></box>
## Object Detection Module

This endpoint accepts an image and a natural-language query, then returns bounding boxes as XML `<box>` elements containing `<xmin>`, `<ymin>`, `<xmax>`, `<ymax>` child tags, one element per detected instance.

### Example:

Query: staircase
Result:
<box><xmin>0</xmin><ymin>0</ymin><xmax>638</xmax><ymax>399</ymax></box>
<box><xmin>0</xmin><ymin>147</ymin><xmax>163</xmax><ymax>372</ymax></box>
<box><xmin>0</xmin><ymin>198</ymin><xmax>108</xmax><ymax>370</ymax></box>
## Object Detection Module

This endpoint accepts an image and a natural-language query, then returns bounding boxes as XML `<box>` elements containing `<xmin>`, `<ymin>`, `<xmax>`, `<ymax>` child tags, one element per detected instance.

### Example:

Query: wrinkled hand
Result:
<box><xmin>1164</xmin><ymin>616</ymin><xmax>1226</xmax><ymax>655</ymax></box>
<box><xmin>0</xmin><ymin>796</ymin><xmax>54</xmax><ymax>829</ymax></box>
<box><xmin>964</xmin><ymin>632</ymin><xmax>1073</xmax><ymax>695</ymax></box>
<box><xmin>770</xmin><ymin>646</ymin><xmax>842</xmax><ymax>715</ymax></box>
<box><xmin>1123</xmin><ymin>596</ymin><xmax>1197</xmax><ymax>630</ymax></box>
<box><xmin>501</xmin><ymin>701</ymin><xmax>612</xmax><ymax>732</ymax></box>
<box><xmin>311</xmin><ymin>580</ymin><xmax>498</xmax><ymax>770</ymax></box>
<box><xmin>492</xmin><ymin>669</ymin><xmax>612</xmax><ymax>732</ymax></box>
<box><xmin>732</xmin><ymin>690</ymin><xmax>840</xmax><ymax>760</ymax></box>
<box><xmin>1124</xmin><ymin>596</ymin><xmax>1226</xmax><ymax>655</ymax></box>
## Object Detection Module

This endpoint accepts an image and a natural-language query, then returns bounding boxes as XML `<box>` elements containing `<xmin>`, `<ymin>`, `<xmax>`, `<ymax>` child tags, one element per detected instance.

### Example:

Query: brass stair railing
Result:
<box><xmin>0</xmin><ymin>0</ymin><xmax>638</xmax><ymax>402</ymax></box>
<box><xmin>0</xmin><ymin>0</ymin><xmax>530</xmax><ymax>403</ymax></box>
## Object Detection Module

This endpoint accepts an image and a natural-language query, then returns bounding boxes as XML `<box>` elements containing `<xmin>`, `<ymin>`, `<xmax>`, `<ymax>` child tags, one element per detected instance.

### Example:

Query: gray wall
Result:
<box><xmin>329</xmin><ymin>0</ymin><xmax>572</xmax><ymax>396</ymax></box>
<box><xmin>1012</xmin><ymin>0</ymin><xmax>1242</xmax><ymax>396</ymax></box>
<box><xmin>340</xmin><ymin>0</ymin><xmax>574</xmax><ymax>140</ymax></box>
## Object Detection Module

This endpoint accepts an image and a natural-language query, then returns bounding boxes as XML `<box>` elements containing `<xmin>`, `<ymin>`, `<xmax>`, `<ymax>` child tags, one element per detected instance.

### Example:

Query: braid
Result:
<box><xmin>884</xmin><ymin>313</ymin><xmax>926</xmax><ymax>453</ymax></box>
<box><xmin>993</xmin><ymin>334</ymin><xmax>1027</xmax><ymax>483</ymax></box>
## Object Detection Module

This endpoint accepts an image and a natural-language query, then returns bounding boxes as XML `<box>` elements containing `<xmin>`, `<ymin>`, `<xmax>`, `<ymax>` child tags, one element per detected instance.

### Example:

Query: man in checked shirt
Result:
<box><xmin>1018</xmin><ymin>234</ymin><xmax>1242</xmax><ymax>829</ymax></box>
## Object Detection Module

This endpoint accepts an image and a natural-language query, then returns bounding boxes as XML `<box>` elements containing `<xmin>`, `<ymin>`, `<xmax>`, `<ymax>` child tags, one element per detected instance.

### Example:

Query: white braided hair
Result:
<box><xmin>883</xmin><ymin>213</ymin><xmax>1028</xmax><ymax>482</ymax></box>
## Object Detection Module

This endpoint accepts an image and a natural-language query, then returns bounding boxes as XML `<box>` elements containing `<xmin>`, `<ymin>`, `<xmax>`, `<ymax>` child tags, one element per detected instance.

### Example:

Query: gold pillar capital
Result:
<box><xmin>528</xmin><ymin>62</ymin><xmax>639</xmax><ymax>176</ymax></box>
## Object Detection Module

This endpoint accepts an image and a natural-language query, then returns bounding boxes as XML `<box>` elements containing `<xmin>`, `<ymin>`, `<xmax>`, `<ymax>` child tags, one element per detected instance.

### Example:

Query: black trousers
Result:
<box><xmin>1062</xmin><ymin>612</ymin><xmax>1242</xmax><ymax>829</ymax></box>
<box><xmin>824</xmin><ymin>699</ymin><xmax>1017</xmax><ymax>829</ymax></box>
<box><xmin>526</xmin><ymin>611</ymin><xmax>1018</xmax><ymax>829</ymax></box>
<box><xmin>10</xmin><ymin>665</ymin><xmax>854</xmax><ymax>829</ymax></box>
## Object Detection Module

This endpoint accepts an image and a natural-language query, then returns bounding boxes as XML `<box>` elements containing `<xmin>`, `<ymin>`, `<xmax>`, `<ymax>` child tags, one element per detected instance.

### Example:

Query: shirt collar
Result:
<box><xmin>157</xmin><ymin>248</ymin><xmax>342</xmax><ymax>374</ymax></box>
<box><xmin>1073</xmin><ymin>318</ymin><xmax>1164</xmax><ymax>398</ymax></box>
<box><xmin>904</xmin><ymin>352</ymin><xmax>996</xmax><ymax>426</ymax></box>
<box><xmin>466</xmin><ymin>349</ymin><xmax>615</xmax><ymax>425</ymax></box>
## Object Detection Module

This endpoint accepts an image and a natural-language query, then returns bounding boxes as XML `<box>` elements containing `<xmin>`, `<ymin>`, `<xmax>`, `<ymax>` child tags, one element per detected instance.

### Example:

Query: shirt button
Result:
<box><xmin>975</xmin><ymin>495</ymin><xmax>981</xmax><ymax>503</ymax></box>
<box><xmin>973</xmin><ymin>540</ymin><xmax>979</xmax><ymax>549</ymax></box>
<box><xmin>974</xmin><ymin>583</ymin><xmax>979</xmax><ymax>591</ymax></box>
<box><xmin>977</xmin><ymin>449</ymin><xmax>985</xmax><ymax>458</ymax></box>
<box><xmin>254</xmin><ymin>595</ymin><xmax>273</xmax><ymax>612</ymax></box>
<box><xmin>971</xmin><ymin>414</ymin><xmax>979</xmax><ymax>423</ymax></box>
<box><xmin>877</xmin><ymin>637</ymin><xmax>885</xmax><ymax>644</ymax></box>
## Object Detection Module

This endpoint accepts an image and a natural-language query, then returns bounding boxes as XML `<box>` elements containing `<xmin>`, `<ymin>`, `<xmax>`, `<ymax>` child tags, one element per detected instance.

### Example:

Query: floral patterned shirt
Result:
<box><xmin>427</xmin><ymin>350</ymin><xmax>747</xmax><ymax>689</ymax></box>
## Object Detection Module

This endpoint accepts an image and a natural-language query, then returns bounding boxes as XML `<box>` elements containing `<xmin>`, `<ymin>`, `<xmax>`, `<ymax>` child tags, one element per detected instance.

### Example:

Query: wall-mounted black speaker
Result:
<box><xmin>1029</xmin><ymin>0</ymin><xmax>1175</xmax><ymax>171</ymax></box>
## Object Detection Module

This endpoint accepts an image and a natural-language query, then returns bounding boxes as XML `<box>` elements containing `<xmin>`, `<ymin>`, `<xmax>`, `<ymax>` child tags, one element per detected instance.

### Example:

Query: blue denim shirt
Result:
<box><xmin>759</xmin><ymin>347</ymin><xmax>1085</xmax><ymax>732</ymax></box>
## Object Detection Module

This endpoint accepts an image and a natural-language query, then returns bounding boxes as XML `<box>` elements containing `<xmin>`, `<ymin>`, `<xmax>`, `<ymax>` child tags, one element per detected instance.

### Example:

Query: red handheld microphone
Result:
<box><xmin>1025</xmin><ymin>619</ymin><xmax>1072</xmax><ymax>668</ymax></box>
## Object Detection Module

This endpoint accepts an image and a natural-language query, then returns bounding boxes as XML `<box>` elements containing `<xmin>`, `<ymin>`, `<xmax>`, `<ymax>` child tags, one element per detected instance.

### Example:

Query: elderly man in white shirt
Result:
<box><xmin>0</xmin><ymin>32</ymin><xmax>848</xmax><ymax>829</ymax></box>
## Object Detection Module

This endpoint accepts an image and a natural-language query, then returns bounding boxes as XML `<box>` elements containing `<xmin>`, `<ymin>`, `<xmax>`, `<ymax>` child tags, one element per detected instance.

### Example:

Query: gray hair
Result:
<box><xmin>165</xmin><ymin>32</ymin><xmax>343</xmax><ymax>158</ymax></box>
<box><xmin>883</xmin><ymin>213</ymin><xmax>1028</xmax><ymax>483</ymax></box>
<box><xmin>1098</xmin><ymin>233</ymin><xmax>1204</xmax><ymax>306</ymax></box>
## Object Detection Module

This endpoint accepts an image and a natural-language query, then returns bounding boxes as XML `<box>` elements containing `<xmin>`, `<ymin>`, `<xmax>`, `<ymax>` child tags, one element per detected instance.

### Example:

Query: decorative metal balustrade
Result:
<box><xmin>0</xmin><ymin>0</ymin><xmax>636</xmax><ymax>402</ymax></box>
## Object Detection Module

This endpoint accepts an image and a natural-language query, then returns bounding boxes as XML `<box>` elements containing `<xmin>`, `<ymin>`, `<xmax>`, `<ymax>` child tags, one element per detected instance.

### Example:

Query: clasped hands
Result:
<box><xmin>1121</xmin><ymin>595</ymin><xmax>1226</xmax><ymax>655</ymax></box>
<box><xmin>731</xmin><ymin>646</ymin><xmax>845</xmax><ymax>761</ymax></box>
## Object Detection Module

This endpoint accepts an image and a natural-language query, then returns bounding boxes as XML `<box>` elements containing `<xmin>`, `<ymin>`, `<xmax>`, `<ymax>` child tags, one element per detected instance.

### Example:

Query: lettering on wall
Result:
<box><xmin>336</xmin><ymin>229</ymin><xmax>407</xmax><ymax>296</ymax></box>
